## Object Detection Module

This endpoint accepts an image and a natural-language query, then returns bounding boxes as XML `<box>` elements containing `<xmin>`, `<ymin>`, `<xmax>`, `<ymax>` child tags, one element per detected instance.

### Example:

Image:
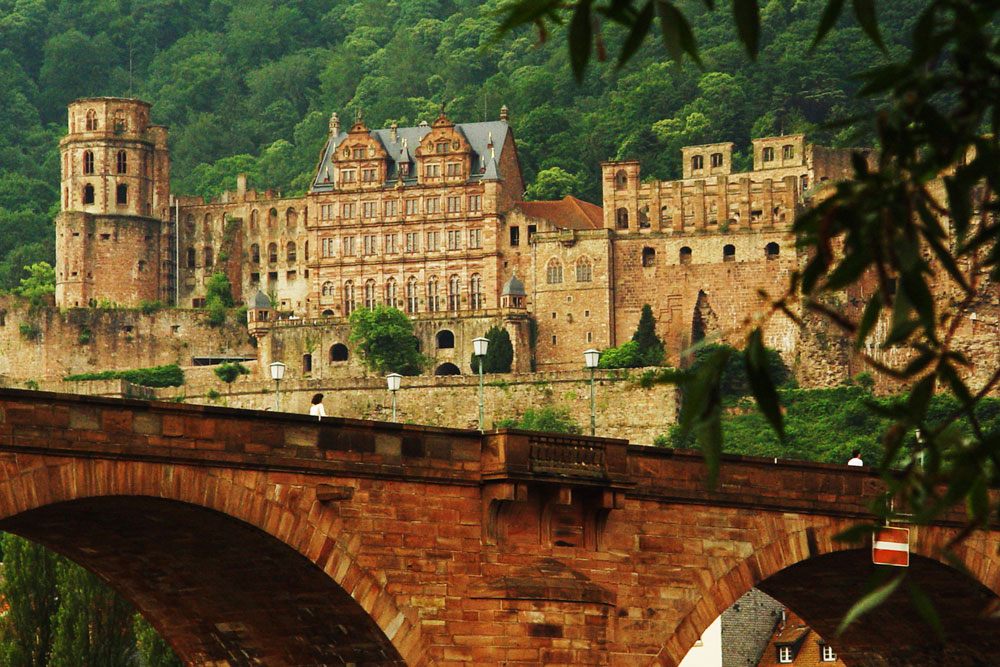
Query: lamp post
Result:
<box><xmin>269</xmin><ymin>361</ymin><xmax>286</xmax><ymax>412</ymax></box>
<box><xmin>473</xmin><ymin>336</ymin><xmax>489</xmax><ymax>430</ymax></box>
<box><xmin>386</xmin><ymin>373</ymin><xmax>402</xmax><ymax>422</ymax></box>
<box><xmin>584</xmin><ymin>349</ymin><xmax>601</xmax><ymax>436</ymax></box>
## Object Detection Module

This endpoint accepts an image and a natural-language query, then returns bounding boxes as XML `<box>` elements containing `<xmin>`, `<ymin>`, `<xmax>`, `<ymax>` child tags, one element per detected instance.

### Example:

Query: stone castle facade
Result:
<box><xmin>53</xmin><ymin>96</ymin><xmax>863</xmax><ymax>381</ymax></box>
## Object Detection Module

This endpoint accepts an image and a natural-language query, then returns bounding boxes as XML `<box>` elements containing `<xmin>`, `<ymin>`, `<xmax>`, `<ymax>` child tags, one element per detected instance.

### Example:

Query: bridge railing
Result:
<box><xmin>482</xmin><ymin>430</ymin><xmax>631</xmax><ymax>487</ymax></box>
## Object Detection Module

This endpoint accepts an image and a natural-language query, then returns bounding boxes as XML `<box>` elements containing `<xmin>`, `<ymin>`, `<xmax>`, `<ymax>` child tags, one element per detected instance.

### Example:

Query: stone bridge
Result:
<box><xmin>0</xmin><ymin>389</ymin><xmax>997</xmax><ymax>666</ymax></box>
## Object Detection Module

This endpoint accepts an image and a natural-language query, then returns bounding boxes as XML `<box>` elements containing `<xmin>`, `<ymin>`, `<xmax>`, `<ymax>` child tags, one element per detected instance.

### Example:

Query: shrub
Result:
<box><xmin>77</xmin><ymin>326</ymin><xmax>91</xmax><ymax>345</ymax></box>
<box><xmin>495</xmin><ymin>406</ymin><xmax>581</xmax><ymax>434</ymax></box>
<box><xmin>214</xmin><ymin>361</ymin><xmax>250</xmax><ymax>387</ymax></box>
<box><xmin>598</xmin><ymin>340</ymin><xmax>642</xmax><ymax>369</ymax></box>
<box><xmin>19</xmin><ymin>322</ymin><xmax>39</xmax><ymax>341</ymax></box>
<box><xmin>64</xmin><ymin>364</ymin><xmax>185</xmax><ymax>388</ymax></box>
<box><xmin>139</xmin><ymin>300</ymin><xmax>162</xmax><ymax>315</ymax></box>
<box><xmin>470</xmin><ymin>326</ymin><xmax>514</xmax><ymax>373</ymax></box>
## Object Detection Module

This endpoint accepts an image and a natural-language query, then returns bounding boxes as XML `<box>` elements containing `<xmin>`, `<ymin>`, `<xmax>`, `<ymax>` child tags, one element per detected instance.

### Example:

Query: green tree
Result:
<box><xmin>496</xmin><ymin>406</ymin><xmax>581</xmax><ymax>434</ymax></box>
<box><xmin>14</xmin><ymin>261</ymin><xmax>54</xmax><ymax>306</ymax></box>
<box><xmin>0</xmin><ymin>534</ymin><xmax>59</xmax><ymax>666</ymax></box>
<box><xmin>524</xmin><ymin>167</ymin><xmax>585</xmax><ymax>201</ymax></box>
<box><xmin>348</xmin><ymin>305</ymin><xmax>426</xmax><ymax>375</ymax></box>
<box><xmin>134</xmin><ymin>615</ymin><xmax>183</xmax><ymax>667</ymax></box>
<box><xmin>214</xmin><ymin>361</ymin><xmax>250</xmax><ymax>392</ymax></box>
<box><xmin>204</xmin><ymin>272</ymin><xmax>234</xmax><ymax>327</ymax></box>
<box><xmin>631</xmin><ymin>304</ymin><xmax>665</xmax><ymax>366</ymax></box>
<box><xmin>470</xmin><ymin>326</ymin><xmax>513</xmax><ymax>373</ymax></box>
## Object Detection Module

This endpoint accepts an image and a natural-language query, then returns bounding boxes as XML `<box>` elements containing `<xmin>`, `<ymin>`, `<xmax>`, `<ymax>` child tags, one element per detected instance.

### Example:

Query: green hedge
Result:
<box><xmin>64</xmin><ymin>364</ymin><xmax>185</xmax><ymax>388</ymax></box>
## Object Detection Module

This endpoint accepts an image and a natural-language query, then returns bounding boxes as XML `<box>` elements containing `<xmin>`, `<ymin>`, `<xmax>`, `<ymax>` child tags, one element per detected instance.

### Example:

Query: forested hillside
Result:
<box><xmin>0</xmin><ymin>0</ymin><xmax>925</xmax><ymax>290</ymax></box>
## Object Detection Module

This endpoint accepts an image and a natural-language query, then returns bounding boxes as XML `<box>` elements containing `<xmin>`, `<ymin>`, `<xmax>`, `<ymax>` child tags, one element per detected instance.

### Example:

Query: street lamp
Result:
<box><xmin>473</xmin><ymin>336</ymin><xmax>489</xmax><ymax>430</ymax></box>
<box><xmin>269</xmin><ymin>361</ymin><xmax>286</xmax><ymax>412</ymax></box>
<box><xmin>386</xmin><ymin>373</ymin><xmax>402</xmax><ymax>422</ymax></box>
<box><xmin>584</xmin><ymin>349</ymin><xmax>601</xmax><ymax>436</ymax></box>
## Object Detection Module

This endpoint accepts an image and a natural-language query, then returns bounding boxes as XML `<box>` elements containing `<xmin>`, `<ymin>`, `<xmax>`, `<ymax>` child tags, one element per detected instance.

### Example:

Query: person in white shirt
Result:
<box><xmin>309</xmin><ymin>393</ymin><xmax>326</xmax><ymax>420</ymax></box>
<box><xmin>847</xmin><ymin>449</ymin><xmax>863</xmax><ymax>466</ymax></box>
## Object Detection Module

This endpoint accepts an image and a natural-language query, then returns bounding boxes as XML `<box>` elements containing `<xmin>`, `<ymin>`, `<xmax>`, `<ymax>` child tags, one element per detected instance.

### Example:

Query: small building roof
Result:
<box><xmin>513</xmin><ymin>196</ymin><xmax>603</xmax><ymax>230</ymax></box>
<box><xmin>501</xmin><ymin>275</ymin><xmax>526</xmax><ymax>297</ymax></box>
<box><xmin>248</xmin><ymin>290</ymin><xmax>271</xmax><ymax>309</ymax></box>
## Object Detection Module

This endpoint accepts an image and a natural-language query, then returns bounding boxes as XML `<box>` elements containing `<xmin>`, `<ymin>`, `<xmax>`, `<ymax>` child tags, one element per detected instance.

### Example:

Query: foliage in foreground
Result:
<box><xmin>348</xmin><ymin>306</ymin><xmax>426</xmax><ymax>376</ymax></box>
<box><xmin>495</xmin><ymin>406</ymin><xmax>581</xmax><ymax>434</ymax></box>
<box><xmin>64</xmin><ymin>364</ymin><xmax>185</xmax><ymax>388</ymax></box>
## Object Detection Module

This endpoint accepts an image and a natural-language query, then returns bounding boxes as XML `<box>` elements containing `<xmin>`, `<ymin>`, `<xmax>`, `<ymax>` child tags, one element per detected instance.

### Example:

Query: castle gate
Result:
<box><xmin>0</xmin><ymin>389</ymin><xmax>998</xmax><ymax>666</ymax></box>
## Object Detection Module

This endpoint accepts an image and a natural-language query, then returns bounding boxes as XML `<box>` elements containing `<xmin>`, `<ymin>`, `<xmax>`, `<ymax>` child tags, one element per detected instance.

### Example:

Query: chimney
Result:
<box><xmin>390</xmin><ymin>121</ymin><xmax>398</xmax><ymax>142</ymax></box>
<box><xmin>329</xmin><ymin>112</ymin><xmax>340</xmax><ymax>136</ymax></box>
<box><xmin>500</xmin><ymin>104</ymin><xmax>509</xmax><ymax>123</ymax></box>
<box><xmin>237</xmin><ymin>173</ymin><xmax>247</xmax><ymax>197</ymax></box>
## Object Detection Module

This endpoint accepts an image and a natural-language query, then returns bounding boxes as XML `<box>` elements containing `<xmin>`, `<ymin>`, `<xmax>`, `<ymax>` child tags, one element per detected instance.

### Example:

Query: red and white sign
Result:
<box><xmin>872</xmin><ymin>526</ymin><xmax>910</xmax><ymax>567</ymax></box>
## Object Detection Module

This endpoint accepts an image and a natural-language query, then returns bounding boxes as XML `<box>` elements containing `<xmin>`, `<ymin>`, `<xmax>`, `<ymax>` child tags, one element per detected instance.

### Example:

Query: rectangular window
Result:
<box><xmin>384</xmin><ymin>233</ymin><xmax>397</xmax><ymax>254</ymax></box>
<box><xmin>341</xmin><ymin>169</ymin><xmax>356</xmax><ymax>184</ymax></box>
<box><xmin>763</xmin><ymin>147</ymin><xmax>775</xmax><ymax>162</ymax></box>
<box><xmin>320</xmin><ymin>204</ymin><xmax>332</xmax><ymax>220</ymax></box>
<box><xmin>435</xmin><ymin>142</ymin><xmax>448</xmax><ymax>154</ymax></box>
<box><xmin>425</xmin><ymin>197</ymin><xmax>440</xmax><ymax>214</ymax></box>
<box><xmin>468</xmin><ymin>229</ymin><xmax>482</xmax><ymax>249</ymax></box>
<box><xmin>363</xmin><ymin>235</ymin><xmax>377</xmax><ymax>256</ymax></box>
<box><xmin>468</xmin><ymin>195</ymin><xmax>482</xmax><ymax>212</ymax></box>
<box><xmin>362</xmin><ymin>168</ymin><xmax>377</xmax><ymax>182</ymax></box>
<box><xmin>447</xmin><ymin>196</ymin><xmax>461</xmax><ymax>212</ymax></box>
<box><xmin>447</xmin><ymin>230</ymin><xmax>461</xmax><ymax>251</ymax></box>
<box><xmin>510</xmin><ymin>226</ymin><xmax>520</xmax><ymax>246</ymax></box>
<box><xmin>425</xmin><ymin>163</ymin><xmax>439</xmax><ymax>177</ymax></box>
<box><xmin>778</xmin><ymin>646</ymin><xmax>792</xmax><ymax>663</ymax></box>
<box><xmin>405</xmin><ymin>232</ymin><xmax>419</xmax><ymax>253</ymax></box>
<box><xmin>821</xmin><ymin>645</ymin><xmax>836</xmax><ymax>661</ymax></box>
<box><xmin>286</xmin><ymin>270</ymin><xmax>297</xmax><ymax>281</ymax></box>
<box><xmin>342</xmin><ymin>236</ymin><xmax>356</xmax><ymax>256</ymax></box>
<box><xmin>385</xmin><ymin>200</ymin><xmax>398</xmax><ymax>217</ymax></box>
<box><xmin>342</xmin><ymin>202</ymin><xmax>356</xmax><ymax>218</ymax></box>
<box><xmin>321</xmin><ymin>237</ymin><xmax>336</xmax><ymax>258</ymax></box>
<box><xmin>405</xmin><ymin>199</ymin><xmax>419</xmax><ymax>215</ymax></box>
<box><xmin>586</xmin><ymin>332</ymin><xmax>592</xmax><ymax>343</ymax></box>
<box><xmin>783</xmin><ymin>144</ymin><xmax>794</xmax><ymax>160</ymax></box>
<box><xmin>362</xmin><ymin>201</ymin><xmax>377</xmax><ymax>218</ymax></box>
<box><xmin>250</xmin><ymin>272</ymin><xmax>260</xmax><ymax>283</ymax></box>
<box><xmin>352</xmin><ymin>148</ymin><xmax>365</xmax><ymax>159</ymax></box>
<box><xmin>426</xmin><ymin>231</ymin><xmax>439</xmax><ymax>251</ymax></box>
<box><xmin>446</xmin><ymin>162</ymin><xmax>461</xmax><ymax>176</ymax></box>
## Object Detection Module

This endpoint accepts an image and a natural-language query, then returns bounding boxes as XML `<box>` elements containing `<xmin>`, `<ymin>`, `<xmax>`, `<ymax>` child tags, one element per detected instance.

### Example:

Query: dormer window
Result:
<box><xmin>352</xmin><ymin>148</ymin><xmax>365</xmax><ymax>159</ymax></box>
<box><xmin>400</xmin><ymin>163</ymin><xmax>410</xmax><ymax>176</ymax></box>
<box><xmin>820</xmin><ymin>645</ymin><xmax>836</xmax><ymax>661</ymax></box>
<box><xmin>436</xmin><ymin>141</ymin><xmax>449</xmax><ymax>153</ymax></box>
<box><xmin>778</xmin><ymin>646</ymin><xmax>792</xmax><ymax>663</ymax></box>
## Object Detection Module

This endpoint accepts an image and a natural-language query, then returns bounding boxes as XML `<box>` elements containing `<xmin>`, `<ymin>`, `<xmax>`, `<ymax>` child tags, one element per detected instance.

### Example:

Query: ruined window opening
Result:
<box><xmin>250</xmin><ymin>272</ymin><xmax>260</xmax><ymax>283</ymax></box>
<box><xmin>83</xmin><ymin>151</ymin><xmax>94</xmax><ymax>175</ymax></box>
<box><xmin>287</xmin><ymin>242</ymin><xmax>296</xmax><ymax>263</ymax></box>
<box><xmin>510</xmin><ymin>226</ymin><xmax>520</xmax><ymax>246</ymax></box>
<box><xmin>762</xmin><ymin>147</ymin><xmax>775</xmax><ymax>162</ymax></box>
<box><xmin>427</xmin><ymin>276</ymin><xmax>439</xmax><ymax>312</ymax></box>
<box><xmin>616</xmin><ymin>208</ymin><xmax>629</xmax><ymax>230</ymax></box>
<box><xmin>204</xmin><ymin>247</ymin><xmax>213</xmax><ymax>267</ymax></box>
<box><xmin>116</xmin><ymin>150</ymin><xmax>127</xmax><ymax>174</ymax></box>
<box><xmin>330</xmin><ymin>343</ymin><xmax>349</xmax><ymax>362</ymax></box>
<box><xmin>85</xmin><ymin>109</ymin><xmax>98</xmax><ymax>131</ymax></box>
<box><xmin>385</xmin><ymin>278</ymin><xmax>398</xmax><ymax>309</ymax></box>
<box><xmin>100</xmin><ymin>233</ymin><xmax>110</xmax><ymax>241</ymax></box>
<box><xmin>116</xmin><ymin>184</ymin><xmax>128</xmax><ymax>205</ymax></box>
<box><xmin>436</xmin><ymin>330</ymin><xmax>455</xmax><ymax>349</ymax></box>
<box><xmin>251</xmin><ymin>244</ymin><xmax>260</xmax><ymax>263</ymax></box>
<box><xmin>800</xmin><ymin>175</ymin><xmax>809</xmax><ymax>191</ymax></box>
<box><xmin>614</xmin><ymin>169</ymin><xmax>628</xmax><ymax>190</ymax></box>
<box><xmin>286</xmin><ymin>270</ymin><xmax>296</xmax><ymax>281</ymax></box>
<box><xmin>267</xmin><ymin>271</ymin><xmax>278</xmax><ymax>282</ymax></box>
<box><xmin>723</xmin><ymin>244</ymin><xmax>736</xmax><ymax>262</ymax></box>
<box><xmin>250</xmin><ymin>209</ymin><xmax>259</xmax><ymax>229</ymax></box>
<box><xmin>642</xmin><ymin>247</ymin><xmax>656</xmax><ymax>267</ymax></box>
<box><xmin>546</xmin><ymin>260</ymin><xmax>563</xmax><ymax>284</ymax></box>
<box><xmin>364</xmin><ymin>280</ymin><xmax>377</xmax><ymax>310</ymax></box>
<box><xmin>782</xmin><ymin>144</ymin><xmax>794</xmax><ymax>160</ymax></box>
<box><xmin>679</xmin><ymin>246</ymin><xmax>692</xmax><ymax>265</ymax></box>
<box><xmin>710</xmin><ymin>152</ymin><xmax>723</xmax><ymax>168</ymax></box>
<box><xmin>268</xmin><ymin>243</ymin><xmax>278</xmax><ymax>263</ymax></box>
<box><xmin>434</xmin><ymin>363</ymin><xmax>460</xmax><ymax>376</ymax></box>
<box><xmin>691</xmin><ymin>155</ymin><xmax>704</xmax><ymax>170</ymax></box>
<box><xmin>187</xmin><ymin>248</ymin><xmax>195</xmax><ymax>268</ymax></box>
<box><xmin>286</xmin><ymin>208</ymin><xmax>298</xmax><ymax>227</ymax></box>
<box><xmin>407</xmin><ymin>277</ymin><xmax>419</xmax><ymax>313</ymax></box>
<box><xmin>448</xmin><ymin>275</ymin><xmax>461</xmax><ymax>310</ymax></box>
<box><xmin>303</xmin><ymin>354</ymin><xmax>312</xmax><ymax>374</ymax></box>
<box><xmin>83</xmin><ymin>185</ymin><xmax>95</xmax><ymax>204</ymax></box>
<box><xmin>138</xmin><ymin>260</ymin><xmax>146</xmax><ymax>272</ymax></box>
<box><xmin>343</xmin><ymin>282</ymin><xmax>355</xmax><ymax>315</ymax></box>
<box><xmin>765</xmin><ymin>242</ymin><xmax>780</xmax><ymax>258</ymax></box>
<box><xmin>469</xmin><ymin>274</ymin><xmax>483</xmax><ymax>309</ymax></box>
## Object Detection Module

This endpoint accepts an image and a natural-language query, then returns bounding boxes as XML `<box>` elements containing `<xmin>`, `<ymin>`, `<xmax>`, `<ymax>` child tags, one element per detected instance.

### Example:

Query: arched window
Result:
<box><xmin>204</xmin><ymin>247</ymin><xmax>214</xmax><ymax>267</ymax></box>
<box><xmin>762</xmin><ymin>146</ymin><xmax>775</xmax><ymax>162</ymax></box>
<box><xmin>116</xmin><ymin>150</ymin><xmax>127</xmax><ymax>174</ymax></box>
<box><xmin>434</xmin><ymin>362</ymin><xmax>461</xmax><ymax>376</ymax></box>
<box><xmin>250</xmin><ymin>209</ymin><xmax>259</xmax><ymax>230</ymax></box>
<box><xmin>203</xmin><ymin>213</ymin><xmax>213</xmax><ymax>236</ymax></box>
<box><xmin>322</xmin><ymin>309</ymin><xmax>334</xmax><ymax>317</ymax></box>
<box><xmin>330</xmin><ymin>343</ymin><xmax>349</xmax><ymax>362</ymax></box>
<box><xmin>268</xmin><ymin>243</ymin><xmax>277</xmax><ymax>263</ymax></box>
<box><xmin>364</xmin><ymin>279</ymin><xmax>377</xmax><ymax>310</ymax></box>
<box><xmin>469</xmin><ymin>273</ymin><xmax>483</xmax><ymax>310</ymax></box>
<box><xmin>436</xmin><ymin>330</ymin><xmax>455</xmax><ymax>349</ymax></box>
<box><xmin>113</xmin><ymin>110</ymin><xmax>127</xmax><ymax>132</ymax></box>
<box><xmin>723</xmin><ymin>244</ymin><xmax>736</xmax><ymax>262</ymax></box>
<box><xmin>782</xmin><ymin>144</ymin><xmax>794</xmax><ymax>159</ymax></box>
<box><xmin>187</xmin><ymin>247</ymin><xmax>196</xmax><ymax>268</ymax></box>
<box><xmin>680</xmin><ymin>246</ymin><xmax>692</xmax><ymax>265</ymax></box>
<box><xmin>614</xmin><ymin>169</ymin><xmax>627</xmax><ymax>190</ymax></box>
<box><xmin>427</xmin><ymin>276</ymin><xmax>439</xmax><ymax>312</ymax></box>
<box><xmin>766</xmin><ymin>242</ymin><xmax>780</xmax><ymax>258</ymax></box>
<box><xmin>268</xmin><ymin>208</ymin><xmax>278</xmax><ymax>227</ymax></box>
<box><xmin>710</xmin><ymin>152</ymin><xmax>723</xmax><ymax>168</ymax></box>
<box><xmin>286</xmin><ymin>208</ymin><xmax>298</xmax><ymax>227</ymax></box>
<box><xmin>576</xmin><ymin>257</ymin><xmax>592</xmax><ymax>282</ymax></box>
<box><xmin>322</xmin><ymin>281</ymin><xmax>334</xmax><ymax>296</ymax></box>
<box><xmin>185</xmin><ymin>214</ymin><xmax>195</xmax><ymax>231</ymax></box>
<box><xmin>385</xmin><ymin>277</ymin><xmax>398</xmax><ymax>309</ymax></box>
<box><xmin>546</xmin><ymin>260</ymin><xmax>563</xmax><ymax>284</ymax></box>
<box><xmin>691</xmin><ymin>155</ymin><xmax>704</xmax><ymax>170</ymax></box>
<box><xmin>344</xmin><ymin>281</ymin><xmax>356</xmax><ymax>315</ymax></box>
<box><xmin>83</xmin><ymin>184</ymin><xmax>95</xmax><ymax>204</ymax></box>
<box><xmin>642</xmin><ymin>247</ymin><xmax>656</xmax><ymax>267</ymax></box>
<box><xmin>406</xmin><ymin>276</ymin><xmax>419</xmax><ymax>313</ymax></box>
<box><xmin>116</xmin><ymin>184</ymin><xmax>128</xmax><ymax>205</ymax></box>
<box><xmin>250</xmin><ymin>243</ymin><xmax>260</xmax><ymax>263</ymax></box>
<box><xmin>286</xmin><ymin>241</ymin><xmax>296</xmax><ymax>262</ymax></box>
<box><xmin>83</xmin><ymin>150</ymin><xmax>94</xmax><ymax>175</ymax></box>
<box><xmin>448</xmin><ymin>274</ymin><xmax>461</xmax><ymax>310</ymax></box>
<box><xmin>616</xmin><ymin>208</ymin><xmax>629</xmax><ymax>230</ymax></box>
<box><xmin>85</xmin><ymin>109</ymin><xmax>98</xmax><ymax>131</ymax></box>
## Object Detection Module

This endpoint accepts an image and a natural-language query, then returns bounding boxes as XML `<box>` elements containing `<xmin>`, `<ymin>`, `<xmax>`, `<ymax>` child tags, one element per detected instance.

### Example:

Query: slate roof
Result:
<box><xmin>311</xmin><ymin>119</ymin><xmax>510</xmax><ymax>193</ymax></box>
<box><xmin>513</xmin><ymin>196</ymin><xmax>604</xmax><ymax>230</ymax></box>
<box><xmin>248</xmin><ymin>290</ymin><xmax>272</xmax><ymax>309</ymax></box>
<box><xmin>501</xmin><ymin>275</ymin><xmax>526</xmax><ymax>297</ymax></box>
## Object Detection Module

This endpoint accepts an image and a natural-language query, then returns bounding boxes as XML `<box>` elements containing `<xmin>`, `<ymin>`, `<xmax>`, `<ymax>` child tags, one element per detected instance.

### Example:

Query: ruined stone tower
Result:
<box><xmin>55</xmin><ymin>98</ymin><xmax>173</xmax><ymax>308</ymax></box>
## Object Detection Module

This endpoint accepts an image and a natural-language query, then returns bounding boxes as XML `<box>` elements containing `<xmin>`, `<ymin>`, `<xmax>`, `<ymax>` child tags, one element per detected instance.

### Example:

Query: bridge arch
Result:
<box><xmin>655</xmin><ymin>522</ymin><xmax>1000</xmax><ymax>667</ymax></box>
<box><xmin>0</xmin><ymin>456</ymin><xmax>422</xmax><ymax>666</ymax></box>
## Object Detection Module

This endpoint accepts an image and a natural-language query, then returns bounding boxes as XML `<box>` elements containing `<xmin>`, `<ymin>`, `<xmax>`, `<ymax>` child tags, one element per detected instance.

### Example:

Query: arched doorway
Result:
<box><xmin>434</xmin><ymin>362</ymin><xmax>461</xmax><ymax>376</ymax></box>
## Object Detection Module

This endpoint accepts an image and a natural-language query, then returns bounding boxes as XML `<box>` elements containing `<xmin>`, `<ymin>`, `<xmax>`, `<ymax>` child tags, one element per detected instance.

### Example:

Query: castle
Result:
<box><xmin>50</xmin><ymin>96</ymin><xmax>868</xmax><ymax>382</ymax></box>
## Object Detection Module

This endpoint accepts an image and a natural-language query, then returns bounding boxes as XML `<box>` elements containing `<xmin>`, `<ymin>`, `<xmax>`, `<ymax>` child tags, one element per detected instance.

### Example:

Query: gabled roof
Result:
<box><xmin>513</xmin><ymin>196</ymin><xmax>603</xmax><ymax>230</ymax></box>
<box><xmin>310</xmin><ymin>119</ymin><xmax>510</xmax><ymax>193</ymax></box>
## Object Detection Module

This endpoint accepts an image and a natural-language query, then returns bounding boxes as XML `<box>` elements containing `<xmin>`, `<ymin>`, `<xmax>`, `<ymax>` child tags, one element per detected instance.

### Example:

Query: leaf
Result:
<box><xmin>906</xmin><ymin>581</ymin><xmax>945</xmax><ymax>640</ymax></box>
<box><xmin>569</xmin><ymin>0</ymin><xmax>594</xmax><ymax>82</ymax></box>
<box><xmin>655</xmin><ymin>1</ymin><xmax>701</xmax><ymax>65</ymax></box>
<box><xmin>810</xmin><ymin>0</ymin><xmax>845</xmax><ymax>52</ymax></box>
<box><xmin>967</xmin><ymin>474</ymin><xmax>989</xmax><ymax>525</ymax></box>
<box><xmin>495</xmin><ymin>0</ymin><xmax>563</xmax><ymax>35</ymax></box>
<box><xmin>732</xmin><ymin>0</ymin><xmax>760</xmax><ymax>58</ymax></box>
<box><xmin>855</xmin><ymin>293</ymin><xmax>881</xmax><ymax>350</ymax></box>
<box><xmin>837</xmin><ymin>572</ymin><xmax>905</xmax><ymax>635</ymax></box>
<box><xmin>619</xmin><ymin>1</ymin><xmax>654</xmax><ymax>67</ymax></box>
<box><xmin>678</xmin><ymin>347</ymin><xmax>731</xmax><ymax>485</ymax></box>
<box><xmin>744</xmin><ymin>328</ymin><xmax>785</xmax><ymax>442</ymax></box>
<box><xmin>851</xmin><ymin>0</ymin><xmax>884</xmax><ymax>51</ymax></box>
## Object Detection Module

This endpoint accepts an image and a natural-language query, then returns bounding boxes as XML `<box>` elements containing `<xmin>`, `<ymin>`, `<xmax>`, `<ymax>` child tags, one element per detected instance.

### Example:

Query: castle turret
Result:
<box><xmin>56</xmin><ymin>98</ymin><xmax>171</xmax><ymax>308</ymax></box>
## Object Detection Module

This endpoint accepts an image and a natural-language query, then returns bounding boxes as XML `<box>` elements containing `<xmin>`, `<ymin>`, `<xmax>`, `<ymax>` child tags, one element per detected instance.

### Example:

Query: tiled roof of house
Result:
<box><xmin>755</xmin><ymin>610</ymin><xmax>845</xmax><ymax>667</ymax></box>
<box><xmin>513</xmin><ymin>196</ymin><xmax>603</xmax><ymax>230</ymax></box>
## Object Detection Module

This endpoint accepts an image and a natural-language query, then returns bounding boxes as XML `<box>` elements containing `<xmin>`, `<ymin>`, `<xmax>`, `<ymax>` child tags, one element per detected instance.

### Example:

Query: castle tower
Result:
<box><xmin>247</xmin><ymin>290</ymin><xmax>275</xmax><ymax>373</ymax></box>
<box><xmin>500</xmin><ymin>275</ymin><xmax>532</xmax><ymax>373</ymax></box>
<box><xmin>56</xmin><ymin>98</ymin><xmax>171</xmax><ymax>308</ymax></box>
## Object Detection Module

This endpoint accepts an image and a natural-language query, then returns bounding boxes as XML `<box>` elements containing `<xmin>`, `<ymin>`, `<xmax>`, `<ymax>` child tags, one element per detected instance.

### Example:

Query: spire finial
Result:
<box><xmin>355</xmin><ymin>108</ymin><xmax>362</xmax><ymax>124</ymax></box>
<box><xmin>329</xmin><ymin>112</ymin><xmax>340</xmax><ymax>136</ymax></box>
<box><xmin>500</xmin><ymin>104</ymin><xmax>509</xmax><ymax>123</ymax></box>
